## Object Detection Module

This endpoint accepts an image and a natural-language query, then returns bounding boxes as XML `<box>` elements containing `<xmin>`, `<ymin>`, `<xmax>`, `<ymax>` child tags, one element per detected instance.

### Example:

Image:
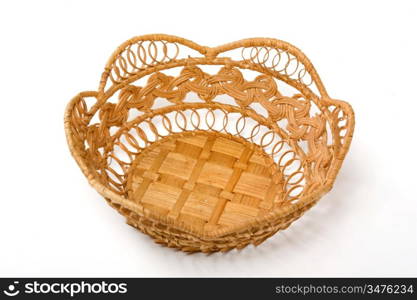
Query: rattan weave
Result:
<box><xmin>64</xmin><ymin>34</ymin><xmax>355</xmax><ymax>252</ymax></box>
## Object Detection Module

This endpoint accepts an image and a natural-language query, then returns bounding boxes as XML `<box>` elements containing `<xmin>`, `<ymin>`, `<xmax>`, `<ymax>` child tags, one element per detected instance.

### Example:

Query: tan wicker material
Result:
<box><xmin>64</xmin><ymin>34</ymin><xmax>355</xmax><ymax>252</ymax></box>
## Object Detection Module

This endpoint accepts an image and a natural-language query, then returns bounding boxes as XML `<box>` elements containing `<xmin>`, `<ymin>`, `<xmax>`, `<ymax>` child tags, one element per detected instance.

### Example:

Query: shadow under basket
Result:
<box><xmin>64</xmin><ymin>34</ymin><xmax>355</xmax><ymax>253</ymax></box>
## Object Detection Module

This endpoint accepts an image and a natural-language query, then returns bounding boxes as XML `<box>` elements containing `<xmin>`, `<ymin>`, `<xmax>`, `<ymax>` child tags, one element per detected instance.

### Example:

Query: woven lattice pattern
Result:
<box><xmin>65</xmin><ymin>34</ymin><xmax>354</xmax><ymax>252</ymax></box>
<box><xmin>127</xmin><ymin>133</ymin><xmax>283</xmax><ymax>233</ymax></box>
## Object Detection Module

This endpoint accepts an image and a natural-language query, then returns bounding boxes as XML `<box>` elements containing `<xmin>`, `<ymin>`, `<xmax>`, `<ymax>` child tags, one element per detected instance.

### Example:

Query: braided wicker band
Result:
<box><xmin>64</xmin><ymin>34</ymin><xmax>354</xmax><ymax>252</ymax></box>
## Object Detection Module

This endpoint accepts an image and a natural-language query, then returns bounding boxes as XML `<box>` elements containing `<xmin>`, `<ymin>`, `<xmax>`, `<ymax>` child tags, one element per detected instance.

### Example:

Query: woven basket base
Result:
<box><xmin>126</xmin><ymin>132</ymin><xmax>283</xmax><ymax>238</ymax></box>
<box><xmin>107</xmin><ymin>195</ymin><xmax>316</xmax><ymax>253</ymax></box>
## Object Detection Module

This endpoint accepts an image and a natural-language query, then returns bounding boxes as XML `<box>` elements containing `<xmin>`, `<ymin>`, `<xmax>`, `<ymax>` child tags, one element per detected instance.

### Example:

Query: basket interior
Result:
<box><xmin>127</xmin><ymin>131</ymin><xmax>284</xmax><ymax>231</ymax></box>
<box><xmin>67</xmin><ymin>37</ymin><xmax>352</xmax><ymax>235</ymax></box>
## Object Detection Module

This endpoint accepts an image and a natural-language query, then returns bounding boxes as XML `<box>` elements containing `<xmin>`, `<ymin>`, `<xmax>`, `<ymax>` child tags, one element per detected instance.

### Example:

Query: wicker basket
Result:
<box><xmin>65</xmin><ymin>34</ymin><xmax>354</xmax><ymax>252</ymax></box>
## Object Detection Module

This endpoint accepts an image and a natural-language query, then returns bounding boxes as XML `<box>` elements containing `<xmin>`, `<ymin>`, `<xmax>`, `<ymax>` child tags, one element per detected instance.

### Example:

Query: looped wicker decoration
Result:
<box><xmin>65</xmin><ymin>34</ymin><xmax>355</xmax><ymax>252</ymax></box>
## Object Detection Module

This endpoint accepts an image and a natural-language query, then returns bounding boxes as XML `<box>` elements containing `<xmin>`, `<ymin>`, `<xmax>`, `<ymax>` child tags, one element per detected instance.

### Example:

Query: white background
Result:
<box><xmin>0</xmin><ymin>0</ymin><xmax>416</xmax><ymax>277</ymax></box>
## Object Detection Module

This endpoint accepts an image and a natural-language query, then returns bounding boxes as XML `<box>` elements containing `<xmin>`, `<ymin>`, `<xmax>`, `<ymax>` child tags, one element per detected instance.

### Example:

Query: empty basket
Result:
<box><xmin>64</xmin><ymin>34</ymin><xmax>355</xmax><ymax>252</ymax></box>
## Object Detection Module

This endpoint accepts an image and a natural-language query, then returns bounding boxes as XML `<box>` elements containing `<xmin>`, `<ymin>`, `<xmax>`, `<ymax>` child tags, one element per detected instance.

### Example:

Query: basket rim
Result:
<box><xmin>98</xmin><ymin>34</ymin><xmax>330</xmax><ymax>98</ymax></box>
